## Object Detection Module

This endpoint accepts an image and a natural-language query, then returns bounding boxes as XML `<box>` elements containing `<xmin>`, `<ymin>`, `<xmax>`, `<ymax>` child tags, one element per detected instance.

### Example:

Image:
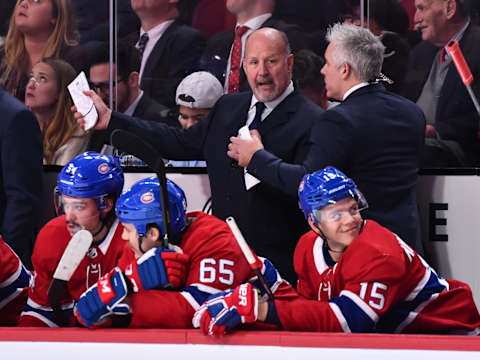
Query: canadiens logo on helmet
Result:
<box><xmin>98</xmin><ymin>163</ymin><xmax>110</xmax><ymax>174</ymax></box>
<box><xmin>141</xmin><ymin>192</ymin><xmax>154</xmax><ymax>204</ymax></box>
<box><xmin>298</xmin><ymin>180</ymin><xmax>304</xmax><ymax>192</ymax></box>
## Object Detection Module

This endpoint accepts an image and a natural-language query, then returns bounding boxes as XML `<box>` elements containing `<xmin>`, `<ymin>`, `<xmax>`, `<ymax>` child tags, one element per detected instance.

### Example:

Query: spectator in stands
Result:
<box><xmin>191</xmin><ymin>0</ymin><xmax>236</xmax><ymax>38</ymax></box>
<box><xmin>0</xmin><ymin>85</ymin><xmax>42</xmax><ymax>269</ymax></box>
<box><xmin>402</xmin><ymin>0</ymin><xmax>480</xmax><ymax>166</ymax></box>
<box><xmin>204</xmin><ymin>0</ymin><xmax>308</xmax><ymax>93</ymax></box>
<box><xmin>127</xmin><ymin>0</ymin><xmax>206</xmax><ymax>108</ymax></box>
<box><xmin>25</xmin><ymin>58</ymin><xmax>89</xmax><ymax>165</ymax></box>
<box><xmin>75</xmin><ymin>28</ymin><xmax>324</xmax><ymax>284</ymax></box>
<box><xmin>72</xmin><ymin>0</ymin><xmax>139</xmax><ymax>52</ymax></box>
<box><xmin>169</xmin><ymin>71</ymin><xmax>223</xmax><ymax>167</ymax></box>
<box><xmin>343</xmin><ymin>0</ymin><xmax>411</xmax><ymax>94</ymax></box>
<box><xmin>0</xmin><ymin>0</ymin><xmax>16</xmax><ymax>38</ymax></box>
<box><xmin>344</xmin><ymin>0</ymin><xmax>410</xmax><ymax>37</ymax></box>
<box><xmin>86</xmin><ymin>42</ymin><xmax>170</xmax><ymax>153</ymax></box>
<box><xmin>292</xmin><ymin>49</ymin><xmax>328</xmax><ymax>109</ymax></box>
<box><xmin>227</xmin><ymin>23</ymin><xmax>425</xmax><ymax>254</ymax></box>
<box><xmin>0</xmin><ymin>0</ymin><xmax>87</xmax><ymax>100</ymax></box>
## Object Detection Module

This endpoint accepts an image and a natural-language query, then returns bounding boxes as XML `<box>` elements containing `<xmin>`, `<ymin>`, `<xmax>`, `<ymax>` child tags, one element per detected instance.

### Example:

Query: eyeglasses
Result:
<box><xmin>88</xmin><ymin>79</ymin><xmax>123</xmax><ymax>93</ymax></box>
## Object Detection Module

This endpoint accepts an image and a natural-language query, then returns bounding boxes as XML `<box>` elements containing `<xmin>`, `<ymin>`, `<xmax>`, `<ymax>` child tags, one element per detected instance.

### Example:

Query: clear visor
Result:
<box><xmin>53</xmin><ymin>188</ymin><xmax>104</xmax><ymax>235</ymax></box>
<box><xmin>313</xmin><ymin>192</ymin><xmax>368</xmax><ymax>224</ymax></box>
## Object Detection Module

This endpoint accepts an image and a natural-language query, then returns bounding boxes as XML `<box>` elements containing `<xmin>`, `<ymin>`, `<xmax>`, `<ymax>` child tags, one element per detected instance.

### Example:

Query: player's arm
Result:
<box><xmin>0</xmin><ymin>239</ymin><xmax>32</xmax><ymax>325</ymax></box>
<box><xmin>74</xmin><ymin>247</ymin><xmax>189</xmax><ymax>328</ymax></box>
<box><xmin>18</xmin><ymin>225</ymin><xmax>75</xmax><ymax>327</ymax></box>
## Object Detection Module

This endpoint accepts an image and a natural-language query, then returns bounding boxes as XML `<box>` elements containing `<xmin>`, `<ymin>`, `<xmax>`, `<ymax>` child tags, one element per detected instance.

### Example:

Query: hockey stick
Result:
<box><xmin>446</xmin><ymin>40</ymin><xmax>480</xmax><ymax>124</ymax></box>
<box><xmin>110</xmin><ymin>129</ymin><xmax>171</xmax><ymax>247</ymax></box>
<box><xmin>47</xmin><ymin>229</ymin><xmax>93</xmax><ymax>326</ymax></box>
<box><xmin>226</xmin><ymin>217</ymin><xmax>274</xmax><ymax>301</ymax></box>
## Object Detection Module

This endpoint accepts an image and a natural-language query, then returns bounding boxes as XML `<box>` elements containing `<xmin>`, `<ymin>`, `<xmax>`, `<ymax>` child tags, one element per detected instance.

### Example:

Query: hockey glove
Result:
<box><xmin>251</xmin><ymin>257</ymin><xmax>284</xmax><ymax>299</ymax></box>
<box><xmin>74</xmin><ymin>267</ymin><xmax>130</xmax><ymax>328</ymax></box>
<box><xmin>193</xmin><ymin>283</ymin><xmax>259</xmax><ymax>337</ymax></box>
<box><xmin>124</xmin><ymin>247</ymin><xmax>189</xmax><ymax>292</ymax></box>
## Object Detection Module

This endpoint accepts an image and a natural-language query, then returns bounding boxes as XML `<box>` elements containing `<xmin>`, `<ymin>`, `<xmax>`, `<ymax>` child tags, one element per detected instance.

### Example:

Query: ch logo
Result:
<box><xmin>98</xmin><ymin>163</ymin><xmax>110</xmax><ymax>174</ymax></box>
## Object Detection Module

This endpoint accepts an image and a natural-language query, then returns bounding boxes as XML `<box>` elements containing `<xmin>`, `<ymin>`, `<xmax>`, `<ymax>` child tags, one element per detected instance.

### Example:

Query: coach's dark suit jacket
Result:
<box><xmin>248</xmin><ymin>84</ymin><xmax>426</xmax><ymax>253</ymax></box>
<box><xmin>128</xmin><ymin>21</ymin><xmax>206</xmax><ymax>108</ymax></box>
<box><xmin>106</xmin><ymin>90</ymin><xmax>323</xmax><ymax>283</ymax></box>
<box><xmin>204</xmin><ymin>16</ymin><xmax>308</xmax><ymax>91</ymax></box>
<box><xmin>0</xmin><ymin>87</ymin><xmax>43</xmax><ymax>268</ymax></box>
<box><xmin>87</xmin><ymin>93</ymin><xmax>176</xmax><ymax>152</ymax></box>
<box><xmin>402</xmin><ymin>23</ymin><xmax>480</xmax><ymax>160</ymax></box>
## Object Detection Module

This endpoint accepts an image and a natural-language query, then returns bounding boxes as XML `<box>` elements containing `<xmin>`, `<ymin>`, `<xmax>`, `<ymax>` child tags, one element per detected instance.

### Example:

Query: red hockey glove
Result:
<box><xmin>124</xmin><ymin>247</ymin><xmax>189</xmax><ymax>291</ymax></box>
<box><xmin>193</xmin><ymin>283</ymin><xmax>259</xmax><ymax>337</ymax></box>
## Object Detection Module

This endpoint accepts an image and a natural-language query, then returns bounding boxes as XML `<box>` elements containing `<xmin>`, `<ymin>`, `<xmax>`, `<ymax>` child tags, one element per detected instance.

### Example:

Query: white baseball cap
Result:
<box><xmin>176</xmin><ymin>71</ymin><xmax>223</xmax><ymax>109</ymax></box>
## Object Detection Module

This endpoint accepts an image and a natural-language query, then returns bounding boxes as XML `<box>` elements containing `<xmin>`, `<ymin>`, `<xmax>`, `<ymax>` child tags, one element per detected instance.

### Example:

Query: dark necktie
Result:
<box><xmin>249</xmin><ymin>102</ymin><xmax>266</xmax><ymax>130</ymax></box>
<box><xmin>137</xmin><ymin>33</ymin><xmax>149</xmax><ymax>58</ymax></box>
<box><xmin>439</xmin><ymin>47</ymin><xmax>446</xmax><ymax>64</ymax></box>
<box><xmin>227</xmin><ymin>25</ymin><xmax>250</xmax><ymax>93</ymax></box>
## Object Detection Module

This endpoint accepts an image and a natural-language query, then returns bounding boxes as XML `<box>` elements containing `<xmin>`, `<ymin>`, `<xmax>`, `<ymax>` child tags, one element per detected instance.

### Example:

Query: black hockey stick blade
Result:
<box><xmin>110</xmin><ymin>129</ymin><xmax>171</xmax><ymax>247</ymax></box>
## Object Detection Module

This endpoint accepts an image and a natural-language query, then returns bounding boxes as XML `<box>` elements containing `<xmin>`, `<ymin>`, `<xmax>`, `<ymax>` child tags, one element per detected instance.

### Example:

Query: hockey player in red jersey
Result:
<box><xmin>74</xmin><ymin>176</ymin><xmax>285</xmax><ymax>328</ymax></box>
<box><xmin>0</xmin><ymin>236</ymin><xmax>31</xmax><ymax>325</ymax></box>
<box><xmin>195</xmin><ymin>166</ymin><xmax>480</xmax><ymax>336</ymax></box>
<box><xmin>18</xmin><ymin>152</ymin><xmax>128</xmax><ymax>327</ymax></box>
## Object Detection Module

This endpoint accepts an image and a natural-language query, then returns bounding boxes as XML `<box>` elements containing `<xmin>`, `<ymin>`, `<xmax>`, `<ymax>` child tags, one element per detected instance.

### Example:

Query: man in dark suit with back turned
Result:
<box><xmin>228</xmin><ymin>23</ymin><xmax>426</xmax><ymax>254</ymax></box>
<box><xmin>402</xmin><ymin>0</ymin><xmax>480</xmax><ymax>166</ymax></box>
<box><xmin>204</xmin><ymin>0</ymin><xmax>308</xmax><ymax>93</ymax></box>
<box><xmin>0</xmin><ymin>86</ymin><xmax>43</xmax><ymax>268</ymax></box>
<box><xmin>76</xmin><ymin>28</ymin><xmax>325</xmax><ymax>284</ymax></box>
<box><xmin>128</xmin><ymin>0</ymin><xmax>206</xmax><ymax>108</ymax></box>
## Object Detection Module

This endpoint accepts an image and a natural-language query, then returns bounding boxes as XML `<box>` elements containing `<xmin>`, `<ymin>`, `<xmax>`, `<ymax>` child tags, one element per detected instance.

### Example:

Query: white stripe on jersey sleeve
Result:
<box><xmin>20</xmin><ymin>311</ymin><xmax>59</xmax><ymax>328</ymax></box>
<box><xmin>181</xmin><ymin>291</ymin><xmax>200</xmax><ymax>310</ymax></box>
<box><xmin>405</xmin><ymin>267</ymin><xmax>431</xmax><ymax>301</ymax></box>
<box><xmin>329</xmin><ymin>302</ymin><xmax>351</xmax><ymax>333</ymax></box>
<box><xmin>395</xmin><ymin>292</ymin><xmax>440</xmax><ymax>333</ymax></box>
<box><xmin>0</xmin><ymin>288</ymin><xmax>24</xmax><ymax>310</ymax></box>
<box><xmin>180</xmin><ymin>283</ymin><xmax>223</xmax><ymax>310</ymax></box>
<box><xmin>0</xmin><ymin>260</ymin><xmax>22</xmax><ymax>288</ymax></box>
<box><xmin>340</xmin><ymin>290</ymin><xmax>380</xmax><ymax>323</ymax></box>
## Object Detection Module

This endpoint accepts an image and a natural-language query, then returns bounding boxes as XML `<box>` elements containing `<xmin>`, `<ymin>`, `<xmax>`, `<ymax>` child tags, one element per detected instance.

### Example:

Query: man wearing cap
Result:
<box><xmin>76</xmin><ymin>28</ymin><xmax>324</xmax><ymax>284</ymax></box>
<box><xmin>169</xmin><ymin>71</ymin><xmax>223</xmax><ymax>167</ymax></box>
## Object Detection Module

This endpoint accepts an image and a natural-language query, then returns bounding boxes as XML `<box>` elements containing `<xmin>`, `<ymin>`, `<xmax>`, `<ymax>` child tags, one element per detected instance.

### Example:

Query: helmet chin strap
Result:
<box><xmin>91</xmin><ymin>221</ymin><xmax>106</xmax><ymax>238</ymax></box>
<box><xmin>137</xmin><ymin>234</ymin><xmax>147</xmax><ymax>255</ymax></box>
<box><xmin>311</xmin><ymin>224</ymin><xmax>346</xmax><ymax>254</ymax></box>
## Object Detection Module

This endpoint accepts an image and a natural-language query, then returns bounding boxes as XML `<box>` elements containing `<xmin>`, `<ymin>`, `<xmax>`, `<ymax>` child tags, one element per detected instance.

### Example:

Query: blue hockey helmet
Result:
<box><xmin>116</xmin><ymin>176</ymin><xmax>188</xmax><ymax>238</ymax></box>
<box><xmin>298</xmin><ymin>166</ymin><xmax>367</xmax><ymax>225</ymax></box>
<box><xmin>56</xmin><ymin>152</ymin><xmax>124</xmax><ymax>211</ymax></box>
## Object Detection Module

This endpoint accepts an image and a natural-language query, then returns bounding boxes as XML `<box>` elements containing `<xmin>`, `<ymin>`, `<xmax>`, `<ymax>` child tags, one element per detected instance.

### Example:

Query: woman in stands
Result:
<box><xmin>25</xmin><ymin>57</ymin><xmax>89</xmax><ymax>165</ymax></box>
<box><xmin>0</xmin><ymin>0</ymin><xmax>86</xmax><ymax>100</ymax></box>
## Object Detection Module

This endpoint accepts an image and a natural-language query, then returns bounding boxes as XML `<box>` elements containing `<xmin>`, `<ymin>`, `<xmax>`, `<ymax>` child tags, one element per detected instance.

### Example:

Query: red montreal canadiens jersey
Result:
<box><xmin>0</xmin><ymin>237</ymin><xmax>31</xmax><ymax>325</ymax></box>
<box><xmin>275</xmin><ymin>220</ymin><xmax>480</xmax><ymax>334</ymax></box>
<box><xmin>19</xmin><ymin>216</ymin><xmax>127</xmax><ymax>327</ymax></box>
<box><xmin>128</xmin><ymin>211</ymin><xmax>254</xmax><ymax>328</ymax></box>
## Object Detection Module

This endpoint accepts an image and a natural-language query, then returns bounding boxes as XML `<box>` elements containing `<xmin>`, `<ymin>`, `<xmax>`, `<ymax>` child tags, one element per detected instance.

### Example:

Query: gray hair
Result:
<box><xmin>326</xmin><ymin>22</ymin><xmax>385</xmax><ymax>82</ymax></box>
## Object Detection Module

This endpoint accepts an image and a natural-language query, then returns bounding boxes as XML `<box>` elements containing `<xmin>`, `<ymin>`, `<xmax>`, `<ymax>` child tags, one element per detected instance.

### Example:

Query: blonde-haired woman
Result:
<box><xmin>1</xmin><ymin>0</ymin><xmax>87</xmax><ymax>100</ymax></box>
<box><xmin>25</xmin><ymin>57</ymin><xmax>89</xmax><ymax>165</ymax></box>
